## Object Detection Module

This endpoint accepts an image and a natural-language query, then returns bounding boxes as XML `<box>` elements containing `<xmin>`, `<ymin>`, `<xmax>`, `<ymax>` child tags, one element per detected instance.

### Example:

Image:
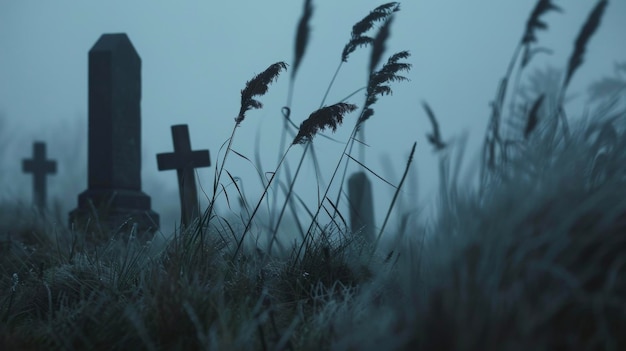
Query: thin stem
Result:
<box><xmin>279</xmin><ymin>78</ymin><xmax>296</xmax><ymax>168</ymax></box>
<box><xmin>269</xmin><ymin>142</ymin><xmax>310</xmax><ymax>251</ymax></box>
<box><xmin>273</xmin><ymin>79</ymin><xmax>297</xmax><ymax>232</ymax></box>
<box><xmin>233</xmin><ymin>145</ymin><xmax>293</xmax><ymax>259</ymax></box>
<box><xmin>372</xmin><ymin>141</ymin><xmax>416</xmax><ymax>255</ymax></box>
<box><xmin>329</xmin><ymin>86</ymin><xmax>367</xmax><ymax>221</ymax></box>
<box><xmin>199</xmin><ymin>125</ymin><xmax>238</xmax><ymax>244</ymax></box>
<box><xmin>269</xmin><ymin>61</ymin><xmax>348</xmax><ymax>244</ymax></box>
<box><xmin>294</xmin><ymin>111</ymin><xmax>364</xmax><ymax>263</ymax></box>
<box><xmin>321</xmin><ymin>62</ymin><xmax>343</xmax><ymax>107</ymax></box>
<box><xmin>331</xmin><ymin>128</ymin><xmax>357</xmax><ymax>220</ymax></box>
<box><xmin>340</xmin><ymin>87</ymin><xmax>367</xmax><ymax>103</ymax></box>
<box><xmin>480</xmin><ymin>43</ymin><xmax>523</xmax><ymax>197</ymax></box>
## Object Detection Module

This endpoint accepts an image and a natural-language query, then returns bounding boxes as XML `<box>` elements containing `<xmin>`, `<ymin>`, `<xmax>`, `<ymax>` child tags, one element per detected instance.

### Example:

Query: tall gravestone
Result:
<box><xmin>157</xmin><ymin>124</ymin><xmax>211</xmax><ymax>228</ymax></box>
<box><xmin>22</xmin><ymin>141</ymin><xmax>57</xmax><ymax>212</ymax></box>
<box><xmin>348</xmin><ymin>171</ymin><xmax>375</xmax><ymax>242</ymax></box>
<box><xmin>69</xmin><ymin>33</ymin><xmax>159</xmax><ymax>239</ymax></box>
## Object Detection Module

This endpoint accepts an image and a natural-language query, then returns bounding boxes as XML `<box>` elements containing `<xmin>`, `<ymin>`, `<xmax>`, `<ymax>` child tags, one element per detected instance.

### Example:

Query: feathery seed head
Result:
<box><xmin>351</xmin><ymin>2</ymin><xmax>400</xmax><ymax>39</ymax></box>
<box><xmin>369</xmin><ymin>15</ymin><xmax>394</xmax><ymax>76</ymax></box>
<box><xmin>522</xmin><ymin>0</ymin><xmax>561</xmax><ymax>45</ymax></box>
<box><xmin>236</xmin><ymin>62</ymin><xmax>288</xmax><ymax>125</ymax></box>
<box><xmin>293</xmin><ymin>103</ymin><xmax>358</xmax><ymax>144</ymax></box>
<box><xmin>342</xmin><ymin>2</ymin><xmax>400</xmax><ymax>62</ymax></box>
<box><xmin>520</xmin><ymin>0</ymin><xmax>561</xmax><ymax>68</ymax></box>
<box><xmin>359</xmin><ymin>50</ymin><xmax>411</xmax><ymax>127</ymax></box>
<box><xmin>342</xmin><ymin>36</ymin><xmax>374</xmax><ymax>63</ymax></box>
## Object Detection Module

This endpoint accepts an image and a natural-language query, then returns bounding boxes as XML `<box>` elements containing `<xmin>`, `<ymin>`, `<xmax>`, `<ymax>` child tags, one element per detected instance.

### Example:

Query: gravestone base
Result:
<box><xmin>69</xmin><ymin>189</ymin><xmax>159</xmax><ymax>242</ymax></box>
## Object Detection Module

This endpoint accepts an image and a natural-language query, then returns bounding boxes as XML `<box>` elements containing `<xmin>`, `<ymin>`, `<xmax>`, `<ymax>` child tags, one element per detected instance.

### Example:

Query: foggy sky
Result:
<box><xmin>1</xmin><ymin>1</ymin><xmax>624</xmax><ymax>239</ymax></box>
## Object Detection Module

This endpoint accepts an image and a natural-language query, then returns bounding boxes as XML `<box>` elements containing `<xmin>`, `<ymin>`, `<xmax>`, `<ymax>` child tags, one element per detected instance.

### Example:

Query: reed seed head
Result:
<box><xmin>521</xmin><ymin>0</ymin><xmax>562</xmax><ymax>67</ymax></box>
<box><xmin>236</xmin><ymin>62</ymin><xmax>288</xmax><ymax>125</ymax></box>
<box><xmin>351</xmin><ymin>2</ymin><xmax>400</xmax><ymax>39</ymax></box>
<box><xmin>342</xmin><ymin>2</ymin><xmax>400</xmax><ymax>62</ymax></box>
<box><xmin>358</xmin><ymin>50</ymin><xmax>411</xmax><ymax>128</ymax></box>
<box><xmin>522</xmin><ymin>0</ymin><xmax>561</xmax><ymax>45</ymax></box>
<box><xmin>293</xmin><ymin>103</ymin><xmax>358</xmax><ymax>144</ymax></box>
<box><xmin>369</xmin><ymin>15</ymin><xmax>394</xmax><ymax>76</ymax></box>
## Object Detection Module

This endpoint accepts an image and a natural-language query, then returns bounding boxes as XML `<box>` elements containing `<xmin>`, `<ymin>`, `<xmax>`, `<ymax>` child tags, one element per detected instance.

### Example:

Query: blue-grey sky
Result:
<box><xmin>1</xmin><ymin>1</ymin><xmax>624</xmax><ymax>239</ymax></box>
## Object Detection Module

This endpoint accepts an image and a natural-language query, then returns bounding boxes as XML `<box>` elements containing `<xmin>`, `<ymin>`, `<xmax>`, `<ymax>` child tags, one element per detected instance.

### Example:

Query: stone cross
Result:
<box><xmin>69</xmin><ymin>33</ymin><xmax>159</xmax><ymax>239</ymax></box>
<box><xmin>348</xmin><ymin>171</ymin><xmax>375</xmax><ymax>242</ymax></box>
<box><xmin>22</xmin><ymin>141</ymin><xmax>57</xmax><ymax>211</ymax></box>
<box><xmin>157</xmin><ymin>124</ymin><xmax>211</xmax><ymax>227</ymax></box>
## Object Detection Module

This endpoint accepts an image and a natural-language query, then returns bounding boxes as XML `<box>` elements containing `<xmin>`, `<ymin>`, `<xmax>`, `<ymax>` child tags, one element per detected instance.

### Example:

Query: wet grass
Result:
<box><xmin>1</xmin><ymin>1</ymin><xmax>625</xmax><ymax>350</ymax></box>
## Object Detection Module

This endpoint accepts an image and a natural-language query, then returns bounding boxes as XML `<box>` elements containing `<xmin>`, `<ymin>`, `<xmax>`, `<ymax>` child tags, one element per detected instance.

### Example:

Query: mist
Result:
<box><xmin>1</xmin><ymin>0</ymin><xmax>624</xmax><ymax>237</ymax></box>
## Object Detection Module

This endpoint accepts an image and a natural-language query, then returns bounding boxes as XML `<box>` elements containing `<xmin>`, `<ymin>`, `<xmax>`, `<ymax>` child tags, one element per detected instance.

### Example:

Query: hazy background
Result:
<box><xmin>1</xmin><ymin>1</ymin><xmax>624</xmax><ymax>240</ymax></box>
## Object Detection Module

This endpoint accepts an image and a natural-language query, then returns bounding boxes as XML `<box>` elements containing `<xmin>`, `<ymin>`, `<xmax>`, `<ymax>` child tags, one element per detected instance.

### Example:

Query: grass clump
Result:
<box><xmin>2</xmin><ymin>1</ymin><xmax>626</xmax><ymax>350</ymax></box>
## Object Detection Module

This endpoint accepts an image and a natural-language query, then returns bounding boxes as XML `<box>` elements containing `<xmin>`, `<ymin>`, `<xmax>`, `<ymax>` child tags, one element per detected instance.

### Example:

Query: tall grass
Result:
<box><xmin>2</xmin><ymin>1</ymin><xmax>625</xmax><ymax>350</ymax></box>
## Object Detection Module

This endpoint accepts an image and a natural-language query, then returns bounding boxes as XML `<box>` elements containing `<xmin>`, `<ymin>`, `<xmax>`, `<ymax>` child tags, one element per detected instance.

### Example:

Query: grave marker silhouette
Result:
<box><xmin>69</xmin><ymin>33</ymin><xmax>159</xmax><ymax>239</ymax></box>
<box><xmin>22</xmin><ymin>141</ymin><xmax>57</xmax><ymax>211</ymax></box>
<box><xmin>348</xmin><ymin>171</ymin><xmax>375</xmax><ymax>242</ymax></box>
<box><xmin>157</xmin><ymin>124</ymin><xmax>211</xmax><ymax>227</ymax></box>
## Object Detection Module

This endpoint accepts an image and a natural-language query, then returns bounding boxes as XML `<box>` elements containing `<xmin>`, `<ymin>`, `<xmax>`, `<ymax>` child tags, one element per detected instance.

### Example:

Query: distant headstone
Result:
<box><xmin>22</xmin><ymin>141</ymin><xmax>57</xmax><ymax>211</ymax></box>
<box><xmin>69</xmin><ymin>33</ymin><xmax>159</xmax><ymax>239</ymax></box>
<box><xmin>348</xmin><ymin>171</ymin><xmax>375</xmax><ymax>242</ymax></box>
<box><xmin>157</xmin><ymin>124</ymin><xmax>211</xmax><ymax>227</ymax></box>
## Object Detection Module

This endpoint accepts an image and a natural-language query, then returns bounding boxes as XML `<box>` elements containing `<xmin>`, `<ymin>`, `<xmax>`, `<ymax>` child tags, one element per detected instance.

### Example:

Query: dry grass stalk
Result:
<box><xmin>275</xmin><ymin>3</ymin><xmax>408</xmax><ymax>251</ymax></box>
<box><xmin>301</xmin><ymin>49</ymin><xmax>410</xmax><ymax>262</ymax></box>
<box><xmin>292</xmin><ymin>0</ymin><xmax>313</xmax><ymax>81</ymax></box>
<box><xmin>522</xmin><ymin>0</ymin><xmax>561</xmax><ymax>45</ymax></box>
<box><xmin>292</xmin><ymin>103</ymin><xmax>358</xmax><ymax>145</ymax></box>
<box><xmin>234</xmin><ymin>102</ymin><xmax>357</xmax><ymax>259</ymax></box>
<box><xmin>563</xmin><ymin>0</ymin><xmax>608</xmax><ymax>90</ymax></box>
<box><xmin>5</xmin><ymin>2</ymin><xmax>626</xmax><ymax>349</ymax></box>
<box><xmin>359</xmin><ymin>50</ymin><xmax>411</xmax><ymax>128</ymax></box>
<box><xmin>236</xmin><ymin>62</ymin><xmax>288</xmax><ymax>125</ymax></box>
<box><xmin>342</xmin><ymin>2</ymin><xmax>399</xmax><ymax>62</ymax></box>
<box><xmin>422</xmin><ymin>101</ymin><xmax>447</xmax><ymax>151</ymax></box>
<box><xmin>351</xmin><ymin>2</ymin><xmax>400</xmax><ymax>39</ymax></box>
<box><xmin>521</xmin><ymin>0</ymin><xmax>561</xmax><ymax>67</ymax></box>
<box><xmin>369</xmin><ymin>15</ymin><xmax>394</xmax><ymax>77</ymax></box>
<box><xmin>321</xmin><ymin>3</ymin><xmax>399</xmax><ymax>108</ymax></box>
<box><xmin>329</xmin><ymin>49</ymin><xmax>410</xmax><ymax>230</ymax></box>
<box><xmin>481</xmin><ymin>0</ymin><xmax>562</xmax><ymax>192</ymax></box>
<box><xmin>373</xmin><ymin>141</ymin><xmax>417</xmax><ymax>252</ymax></box>
<box><xmin>204</xmin><ymin>62</ymin><xmax>288</xmax><ymax>247</ymax></box>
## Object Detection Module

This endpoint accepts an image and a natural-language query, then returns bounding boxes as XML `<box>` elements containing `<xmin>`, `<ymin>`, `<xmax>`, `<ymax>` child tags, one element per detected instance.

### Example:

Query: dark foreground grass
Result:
<box><xmin>2</xmin><ymin>1</ymin><xmax>626</xmax><ymax>350</ymax></box>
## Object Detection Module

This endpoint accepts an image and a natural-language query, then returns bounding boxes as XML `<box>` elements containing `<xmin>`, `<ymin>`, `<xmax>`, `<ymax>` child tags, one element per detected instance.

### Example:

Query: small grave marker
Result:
<box><xmin>22</xmin><ymin>141</ymin><xmax>57</xmax><ymax>211</ymax></box>
<box><xmin>157</xmin><ymin>124</ymin><xmax>211</xmax><ymax>227</ymax></box>
<box><xmin>69</xmin><ymin>33</ymin><xmax>159</xmax><ymax>239</ymax></box>
<box><xmin>348</xmin><ymin>171</ymin><xmax>375</xmax><ymax>242</ymax></box>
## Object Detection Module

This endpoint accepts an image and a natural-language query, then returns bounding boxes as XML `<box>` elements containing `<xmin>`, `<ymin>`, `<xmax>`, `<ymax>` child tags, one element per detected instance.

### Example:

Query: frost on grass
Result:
<box><xmin>328</xmin><ymin>103</ymin><xmax>626</xmax><ymax>350</ymax></box>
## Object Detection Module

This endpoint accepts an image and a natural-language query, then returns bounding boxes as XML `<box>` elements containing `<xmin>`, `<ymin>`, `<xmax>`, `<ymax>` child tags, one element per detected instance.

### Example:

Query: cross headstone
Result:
<box><xmin>348</xmin><ymin>171</ymin><xmax>375</xmax><ymax>242</ymax></box>
<box><xmin>22</xmin><ymin>141</ymin><xmax>57</xmax><ymax>212</ymax></box>
<box><xmin>69</xmin><ymin>33</ymin><xmax>159</xmax><ymax>239</ymax></box>
<box><xmin>157</xmin><ymin>124</ymin><xmax>211</xmax><ymax>227</ymax></box>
